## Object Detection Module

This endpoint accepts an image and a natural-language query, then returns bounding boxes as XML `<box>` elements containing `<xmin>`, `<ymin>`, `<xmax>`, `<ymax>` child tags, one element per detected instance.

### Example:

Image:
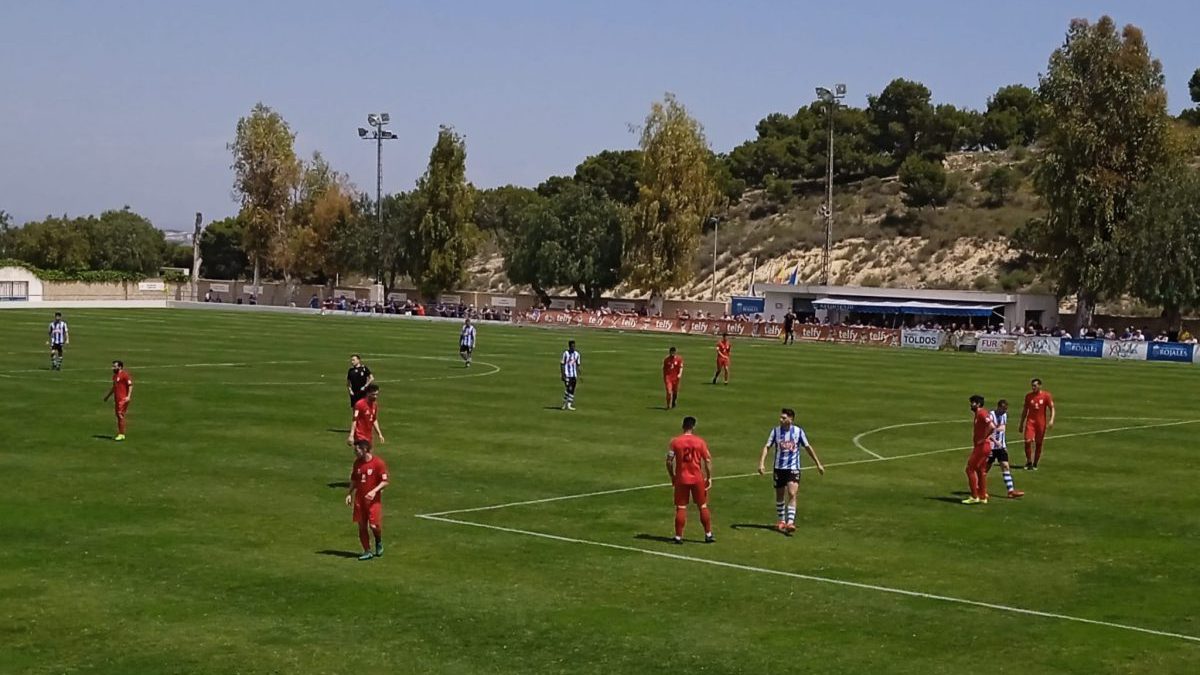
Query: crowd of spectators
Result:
<box><xmin>916</xmin><ymin>321</ymin><xmax>1198</xmax><ymax>344</ymax></box>
<box><xmin>308</xmin><ymin>293</ymin><xmax>510</xmax><ymax>322</ymax></box>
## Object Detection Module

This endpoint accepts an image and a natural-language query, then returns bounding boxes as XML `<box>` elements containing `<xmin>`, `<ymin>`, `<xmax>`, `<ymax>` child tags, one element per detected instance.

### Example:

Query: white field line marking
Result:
<box><xmin>0</xmin><ymin>359</ymin><xmax>309</xmax><ymax>374</ymax></box>
<box><xmin>417</xmin><ymin>513</ymin><xmax>1200</xmax><ymax>644</ymax></box>
<box><xmin>0</xmin><ymin>355</ymin><xmax>502</xmax><ymax>385</ymax></box>
<box><xmin>851</xmin><ymin>417</ymin><xmax>1181</xmax><ymax>460</ymax></box>
<box><xmin>420</xmin><ymin>418</ymin><xmax>1200</xmax><ymax>518</ymax></box>
<box><xmin>225</xmin><ymin>357</ymin><xmax>502</xmax><ymax>386</ymax></box>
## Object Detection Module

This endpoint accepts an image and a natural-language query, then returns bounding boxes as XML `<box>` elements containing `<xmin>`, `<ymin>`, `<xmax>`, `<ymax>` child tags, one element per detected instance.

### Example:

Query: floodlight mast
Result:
<box><xmin>359</xmin><ymin>113</ymin><xmax>396</xmax><ymax>231</ymax></box>
<box><xmin>815</xmin><ymin>84</ymin><xmax>846</xmax><ymax>287</ymax></box>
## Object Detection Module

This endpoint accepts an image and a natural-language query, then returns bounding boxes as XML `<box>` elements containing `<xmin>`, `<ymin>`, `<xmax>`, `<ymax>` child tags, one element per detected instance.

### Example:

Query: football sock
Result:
<box><xmin>675</xmin><ymin>507</ymin><xmax>687</xmax><ymax>537</ymax></box>
<box><xmin>776</xmin><ymin>501</ymin><xmax>785</xmax><ymax>522</ymax></box>
<box><xmin>358</xmin><ymin>526</ymin><xmax>371</xmax><ymax>551</ymax></box>
<box><xmin>967</xmin><ymin>467</ymin><xmax>981</xmax><ymax>499</ymax></box>
<box><xmin>1024</xmin><ymin>441</ymin><xmax>1033</xmax><ymax>465</ymax></box>
<box><xmin>1034</xmin><ymin>443</ymin><xmax>1043</xmax><ymax>466</ymax></box>
<box><xmin>1002</xmin><ymin>470</ymin><xmax>1015</xmax><ymax>492</ymax></box>
<box><xmin>699</xmin><ymin>505</ymin><xmax>712</xmax><ymax>533</ymax></box>
<box><xmin>785</xmin><ymin>506</ymin><xmax>796</xmax><ymax>525</ymax></box>
<box><xmin>371</xmin><ymin>527</ymin><xmax>382</xmax><ymax>545</ymax></box>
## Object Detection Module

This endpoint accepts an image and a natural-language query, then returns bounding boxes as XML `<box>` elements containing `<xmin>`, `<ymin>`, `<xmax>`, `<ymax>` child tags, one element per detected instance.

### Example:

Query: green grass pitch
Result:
<box><xmin>1</xmin><ymin>308</ymin><xmax>1198</xmax><ymax>674</ymax></box>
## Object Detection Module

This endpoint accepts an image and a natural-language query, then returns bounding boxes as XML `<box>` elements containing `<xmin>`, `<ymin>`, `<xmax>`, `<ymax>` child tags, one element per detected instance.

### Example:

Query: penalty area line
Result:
<box><xmin>416</xmin><ymin>513</ymin><xmax>1200</xmax><ymax>645</ymax></box>
<box><xmin>419</xmin><ymin>418</ymin><xmax>1200</xmax><ymax>518</ymax></box>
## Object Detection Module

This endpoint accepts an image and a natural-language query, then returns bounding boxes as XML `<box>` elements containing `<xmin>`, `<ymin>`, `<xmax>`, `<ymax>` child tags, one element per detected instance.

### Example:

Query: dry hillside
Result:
<box><xmin>466</xmin><ymin>149</ymin><xmax>1050</xmax><ymax>301</ymax></box>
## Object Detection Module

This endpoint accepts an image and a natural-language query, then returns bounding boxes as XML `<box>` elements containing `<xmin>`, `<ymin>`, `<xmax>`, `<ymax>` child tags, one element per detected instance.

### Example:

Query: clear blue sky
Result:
<box><xmin>1</xmin><ymin>1</ymin><xmax>1196</xmax><ymax>229</ymax></box>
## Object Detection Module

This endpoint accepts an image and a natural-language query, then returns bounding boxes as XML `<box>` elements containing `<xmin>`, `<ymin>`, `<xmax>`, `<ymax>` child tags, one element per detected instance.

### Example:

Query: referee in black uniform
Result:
<box><xmin>347</xmin><ymin>354</ymin><xmax>374</xmax><ymax>409</ymax></box>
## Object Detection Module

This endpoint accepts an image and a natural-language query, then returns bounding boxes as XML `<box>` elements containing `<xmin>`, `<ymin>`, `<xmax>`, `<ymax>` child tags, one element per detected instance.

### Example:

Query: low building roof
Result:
<box><xmin>754</xmin><ymin>283</ymin><xmax>1042</xmax><ymax>304</ymax></box>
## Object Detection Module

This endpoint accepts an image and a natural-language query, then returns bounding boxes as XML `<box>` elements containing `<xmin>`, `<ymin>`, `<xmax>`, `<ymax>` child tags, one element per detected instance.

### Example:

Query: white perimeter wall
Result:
<box><xmin>0</xmin><ymin>266</ymin><xmax>44</xmax><ymax>301</ymax></box>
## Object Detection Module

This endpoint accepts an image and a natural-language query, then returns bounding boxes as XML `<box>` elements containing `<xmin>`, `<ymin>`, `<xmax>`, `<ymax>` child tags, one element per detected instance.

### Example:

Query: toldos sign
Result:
<box><xmin>900</xmin><ymin>329</ymin><xmax>945</xmax><ymax>350</ymax></box>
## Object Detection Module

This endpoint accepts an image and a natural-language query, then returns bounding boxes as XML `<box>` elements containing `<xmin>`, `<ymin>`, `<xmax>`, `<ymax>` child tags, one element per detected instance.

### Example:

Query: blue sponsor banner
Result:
<box><xmin>1059</xmin><ymin>338</ymin><xmax>1103</xmax><ymax>358</ymax></box>
<box><xmin>1147</xmin><ymin>342</ymin><xmax>1195</xmax><ymax>363</ymax></box>
<box><xmin>731</xmin><ymin>296</ymin><xmax>765</xmax><ymax>316</ymax></box>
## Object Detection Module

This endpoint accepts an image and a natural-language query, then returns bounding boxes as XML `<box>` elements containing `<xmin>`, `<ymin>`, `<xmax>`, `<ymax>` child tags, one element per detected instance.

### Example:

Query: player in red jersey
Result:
<box><xmin>1019</xmin><ymin>378</ymin><xmax>1055</xmax><ymax>470</ymax></box>
<box><xmin>711</xmin><ymin>334</ymin><xmax>731</xmax><ymax>385</ymax></box>
<box><xmin>662</xmin><ymin>346</ymin><xmax>684</xmax><ymax>409</ymax></box>
<box><xmin>103</xmin><ymin>360</ymin><xmax>133</xmax><ymax>442</ymax></box>
<box><xmin>347</xmin><ymin>384</ymin><xmax>384</xmax><ymax>449</ymax></box>
<box><xmin>665</xmin><ymin>416</ymin><xmax>714</xmax><ymax>544</ymax></box>
<box><xmin>345</xmin><ymin>440</ymin><xmax>390</xmax><ymax>560</ymax></box>
<box><xmin>963</xmin><ymin>394</ymin><xmax>996</xmax><ymax>504</ymax></box>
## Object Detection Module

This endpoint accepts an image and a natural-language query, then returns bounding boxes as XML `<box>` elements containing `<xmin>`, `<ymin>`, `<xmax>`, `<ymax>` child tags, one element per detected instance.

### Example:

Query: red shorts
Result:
<box><xmin>673</xmin><ymin>482</ymin><xmax>707</xmax><ymax>507</ymax></box>
<box><xmin>664</xmin><ymin>377</ymin><xmax>680</xmax><ymax>393</ymax></box>
<box><xmin>716</xmin><ymin>357</ymin><xmax>730</xmax><ymax>368</ymax></box>
<box><xmin>353</xmin><ymin>499</ymin><xmax>382</xmax><ymax>526</ymax></box>
<box><xmin>1024</xmin><ymin>422</ymin><xmax>1047</xmax><ymax>443</ymax></box>
<box><xmin>115</xmin><ymin>401</ymin><xmax>129</xmax><ymax>416</ymax></box>
<box><xmin>352</xmin><ymin>431</ymin><xmax>373</xmax><ymax>445</ymax></box>
<box><xmin>967</xmin><ymin>444</ymin><xmax>990</xmax><ymax>469</ymax></box>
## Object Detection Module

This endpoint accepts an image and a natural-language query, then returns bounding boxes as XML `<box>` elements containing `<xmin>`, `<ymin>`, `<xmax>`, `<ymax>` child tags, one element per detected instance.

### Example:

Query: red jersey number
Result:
<box><xmin>670</xmin><ymin>434</ymin><xmax>710</xmax><ymax>485</ymax></box>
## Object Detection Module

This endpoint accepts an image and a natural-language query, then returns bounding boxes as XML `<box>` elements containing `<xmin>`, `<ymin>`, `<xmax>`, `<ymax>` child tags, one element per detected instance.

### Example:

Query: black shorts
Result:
<box><xmin>989</xmin><ymin>446</ymin><xmax>1010</xmax><ymax>464</ymax></box>
<box><xmin>773</xmin><ymin>469</ymin><xmax>800</xmax><ymax>489</ymax></box>
<box><xmin>564</xmin><ymin>377</ymin><xmax>577</xmax><ymax>394</ymax></box>
<box><xmin>50</xmin><ymin>344</ymin><xmax>64</xmax><ymax>355</ymax></box>
<box><xmin>460</xmin><ymin>344</ymin><xmax>473</xmax><ymax>354</ymax></box>
<box><xmin>350</xmin><ymin>393</ymin><xmax>365</xmax><ymax>409</ymax></box>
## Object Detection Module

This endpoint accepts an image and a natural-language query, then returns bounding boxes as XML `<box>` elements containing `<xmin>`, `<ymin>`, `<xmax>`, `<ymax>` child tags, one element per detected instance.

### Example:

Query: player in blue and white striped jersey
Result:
<box><xmin>560</xmin><ymin>340</ymin><xmax>581</xmax><ymax>410</ymax></box>
<box><xmin>459</xmin><ymin>318</ymin><xmax>477</xmax><ymax>368</ymax></box>
<box><xmin>757</xmin><ymin>408</ymin><xmax>824</xmax><ymax>533</ymax></box>
<box><xmin>47</xmin><ymin>312</ymin><xmax>69</xmax><ymax>371</ymax></box>
<box><xmin>985</xmin><ymin>399</ymin><xmax>1024</xmax><ymax>499</ymax></box>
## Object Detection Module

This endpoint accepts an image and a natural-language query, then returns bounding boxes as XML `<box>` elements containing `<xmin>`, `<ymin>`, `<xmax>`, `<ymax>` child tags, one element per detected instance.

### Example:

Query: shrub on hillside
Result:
<box><xmin>898</xmin><ymin>156</ymin><xmax>952</xmax><ymax>208</ymax></box>
<box><xmin>982</xmin><ymin>166</ymin><xmax>1022</xmax><ymax>207</ymax></box>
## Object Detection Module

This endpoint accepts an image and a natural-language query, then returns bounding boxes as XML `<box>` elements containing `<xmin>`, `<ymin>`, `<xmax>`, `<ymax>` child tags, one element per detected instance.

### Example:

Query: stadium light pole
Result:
<box><xmin>816</xmin><ymin>84</ymin><xmax>846</xmax><ymax>287</ymax></box>
<box><xmin>358</xmin><ymin>113</ymin><xmax>398</xmax><ymax>231</ymax></box>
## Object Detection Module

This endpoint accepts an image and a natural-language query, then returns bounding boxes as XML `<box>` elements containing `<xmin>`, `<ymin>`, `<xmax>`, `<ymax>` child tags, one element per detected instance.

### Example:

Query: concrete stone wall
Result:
<box><xmin>42</xmin><ymin>280</ymin><xmax>185</xmax><ymax>301</ymax></box>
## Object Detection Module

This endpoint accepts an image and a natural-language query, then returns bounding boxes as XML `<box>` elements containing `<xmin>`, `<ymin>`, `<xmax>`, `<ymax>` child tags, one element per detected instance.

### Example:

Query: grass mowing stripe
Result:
<box><xmin>418</xmin><ymin>514</ymin><xmax>1200</xmax><ymax>645</ymax></box>
<box><xmin>421</xmin><ymin>418</ymin><xmax>1200</xmax><ymax>516</ymax></box>
<box><xmin>5</xmin><ymin>307</ymin><xmax>1200</xmax><ymax>673</ymax></box>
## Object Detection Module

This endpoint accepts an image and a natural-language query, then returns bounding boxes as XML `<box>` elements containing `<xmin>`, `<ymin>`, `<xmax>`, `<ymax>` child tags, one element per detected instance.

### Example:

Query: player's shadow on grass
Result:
<box><xmin>92</xmin><ymin>434</ymin><xmax>114</xmax><ymax>441</ymax></box>
<box><xmin>927</xmin><ymin>494</ymin><xmax>971</xmax><ymax>505</ymax></box>
<box><xmin>730</xmin><ymin>523</ymin><xmax>790</xmax><ymax>536</ymax></box>
<box><xmin>326</xmin><ymin>428</ymin><xmax>349</xmax><ymax>434</ymax></box>
<box><xmin>635</xmin><ymin>534</ymin><xmax>688</xmax><ymax>544</ymax></box>
<box><xmin>326</xmin><ymin>481</ymin><xmax>350</xmax><ymax>489</ymax></box>
<box><xmin>315</xmin><ymin>549</ymin><xmax>361</xmax><ymax>559</ymax></box>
